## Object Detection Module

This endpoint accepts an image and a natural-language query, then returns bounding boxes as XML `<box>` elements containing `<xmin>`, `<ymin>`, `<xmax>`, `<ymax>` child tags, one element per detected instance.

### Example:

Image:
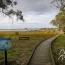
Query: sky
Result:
<box><xmin>0</xmin><ymin>0</ymin><xmax>59</xmax><ymax>29</ymax></box>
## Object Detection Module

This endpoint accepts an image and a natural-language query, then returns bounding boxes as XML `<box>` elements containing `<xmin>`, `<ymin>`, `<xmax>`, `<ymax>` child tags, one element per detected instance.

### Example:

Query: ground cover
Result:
<box><xmin>52</xmin><ymin>34</ymin><xmax>65</xmax><ymax>65</ymax></box>
<box><xmin>0</xmin><ymin>31</ymin><xmax>57</xmax><ymax>65</ymax></box>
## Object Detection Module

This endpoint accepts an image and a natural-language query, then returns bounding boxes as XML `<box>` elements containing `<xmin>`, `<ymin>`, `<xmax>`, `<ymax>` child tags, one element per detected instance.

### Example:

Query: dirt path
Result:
<box><xmin>28</xmin><ymin>35</ymin><xmax>59</xmax><ymax>65</ymax></box>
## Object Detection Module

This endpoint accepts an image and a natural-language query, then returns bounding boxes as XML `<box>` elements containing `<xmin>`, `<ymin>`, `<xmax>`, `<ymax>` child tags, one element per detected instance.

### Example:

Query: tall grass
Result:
<box><xmin>0</xmin><ymin>31</ymin><xmax>57</xmax><ymax>65</ymax></box>
<box><xmin>52</xmin><ymin>35</ymin><xmax>65</xmax><ymax>65</ymax></box>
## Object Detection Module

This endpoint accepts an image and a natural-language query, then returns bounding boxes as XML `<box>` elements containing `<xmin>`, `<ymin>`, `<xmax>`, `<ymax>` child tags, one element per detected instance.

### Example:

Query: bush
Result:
<box><xmin>15</xmin><ymin>32</ymin><xmax>19</xmax><ymax>35</ymax></box>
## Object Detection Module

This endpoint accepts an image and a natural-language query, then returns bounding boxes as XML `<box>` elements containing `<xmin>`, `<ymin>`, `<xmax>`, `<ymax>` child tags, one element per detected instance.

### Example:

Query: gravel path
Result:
<box><xmin>28</xmin><ymin>35</ymin><xmax>59</xmax><ymax>65</ymax></box>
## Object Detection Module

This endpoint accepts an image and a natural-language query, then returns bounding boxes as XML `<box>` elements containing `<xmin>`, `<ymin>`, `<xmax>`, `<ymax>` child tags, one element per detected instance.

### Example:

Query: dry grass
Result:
<box><xmin>0</xmin><ymin>31</ymin><xmax>57</xmax><ymax>65</ymax></box>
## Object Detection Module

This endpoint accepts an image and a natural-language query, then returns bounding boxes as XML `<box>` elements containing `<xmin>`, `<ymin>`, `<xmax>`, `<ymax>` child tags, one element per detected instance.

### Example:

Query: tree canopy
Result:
<box><xmin>51</xmin><ymin>0</ymin><xmax>65</xmax><ymax>31</ymax></box>
<box><xmin>51</xmin><ymin>0</ymin><xmax>65</xmax><ymax>11</ymax></box>
<box><xmin>51</xmin><ymin>11</ymin><xmax>65</xmax><ymax>31</ymax></box>
<box><xmin>0</xmin><ymin>0</ymin><xmax>24</xmax><ymax>21</ymax></box>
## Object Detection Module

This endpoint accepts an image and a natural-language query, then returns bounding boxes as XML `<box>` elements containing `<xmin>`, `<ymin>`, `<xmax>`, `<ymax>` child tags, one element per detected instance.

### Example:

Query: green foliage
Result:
<box><xmin>52</xmin><ymin>35</ymin><xmax>65</xmax><ymax>65</ymax></box>
<box><xmin>0</xmin><ymin>32</ymin><xmax>56</xmax><ymax>65</ymax></box>
<box><xmin>51</xmin><ymin>0</ymin><xmax>65</xmax><ymax>32</ymax></box>
<box><xmin>51</xmin><ymin>11</ymin><xmax>65</xmax><ymax>31</ymax></box>
<box><xmin>0</xmin><ymin>0</ymin><xmax>24</xmax><ymax>21</ymax></box>
<box><xmin>15</xmin><ymin>32</ymin><xmax>19</xmax><ymax>35</ymax></box>
<box><xmin>0</xmin><ymin>0</ymin><xmax>17</xmax><ymax>9</ymax></box>
<box><xmin>52</xmin><ymin>0</ymin><xmax>65</xmax><ymax>11</ymax></box>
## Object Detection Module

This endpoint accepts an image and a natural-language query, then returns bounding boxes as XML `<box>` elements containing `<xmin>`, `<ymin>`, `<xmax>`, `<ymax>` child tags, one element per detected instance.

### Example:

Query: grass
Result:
<box><xmin>0</xmin><ymin>31</ymin><xmax>57</xmax><ymax>65</ymax></box>
<box><xmin>51</xmin><ymin>34</ymin><xmax>65</xmax><ymax>65</ymax></box>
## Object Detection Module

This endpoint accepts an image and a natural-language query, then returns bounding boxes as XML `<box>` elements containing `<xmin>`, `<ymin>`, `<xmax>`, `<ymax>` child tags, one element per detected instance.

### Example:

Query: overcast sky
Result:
<box><xmin>0</xmin><ymin>0</ymin><xmax>59</xmax><ymax>29</ymax></box>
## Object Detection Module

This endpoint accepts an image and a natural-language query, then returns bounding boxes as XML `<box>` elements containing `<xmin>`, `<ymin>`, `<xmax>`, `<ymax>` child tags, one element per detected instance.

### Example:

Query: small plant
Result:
<box><xmin>58</xmin><ymin>49</ymin><xmax>65</xmax><ymax>61</ymax></box>
<box><xmin>15</xmin><ymin>32</ymin><xmax>19</xmax><ymax>35</ymax></box>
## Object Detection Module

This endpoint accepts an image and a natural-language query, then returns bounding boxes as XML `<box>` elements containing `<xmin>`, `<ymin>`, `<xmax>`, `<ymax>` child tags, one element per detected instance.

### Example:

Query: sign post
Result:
<box><xmin>5</xmin><ymin>51</ymin><xmax>7</xmax><ymax>65</ymax></box>
<box><xmin>0</xmin><ymin>38</ymin><xmax>12</xmax><ymax>65</ymax></box>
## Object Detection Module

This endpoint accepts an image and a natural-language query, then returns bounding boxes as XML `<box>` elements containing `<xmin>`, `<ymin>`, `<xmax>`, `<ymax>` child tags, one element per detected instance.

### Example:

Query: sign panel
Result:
<box><xmin>0</xmin><ymin>38</ymin><xmax>12</xmax><ymax>51</ymax></box>
<box><xmin>19</xmin><ymin>37</ymin><xmax>29</xmax><ymax>40</ymax></box>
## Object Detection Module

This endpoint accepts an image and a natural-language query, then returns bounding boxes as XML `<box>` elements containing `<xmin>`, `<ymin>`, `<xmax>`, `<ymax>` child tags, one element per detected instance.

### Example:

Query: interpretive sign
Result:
<box><xmin>0</xmin><ymin>38</ymin><xmax>12</xmax><ymax>51</ymax></box>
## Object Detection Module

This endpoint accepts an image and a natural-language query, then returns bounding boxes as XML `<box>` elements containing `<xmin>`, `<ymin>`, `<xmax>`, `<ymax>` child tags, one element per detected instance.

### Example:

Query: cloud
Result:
<box><xmin>0</xmin><ymin>11</ymin><xmax>58</xmax><ymax>29</ymax></box>
<box><xmin>0</xmin><ymin>0</ymin><xmax>59</xmax><ymax>29</ymax></box>
<box><xmin>16</xmin><ymin>0</ymin><xmax>58</xmax><ymax>13</ymax></box>
<box><xmin>0</xmin><ymin>23</ymin><xmax>56</xmax><ymax>29</ymax></box>
<box><xmin>23</xmin><ymin>11</ymin><xmax>58</xmax><ymax>24</ymax></box>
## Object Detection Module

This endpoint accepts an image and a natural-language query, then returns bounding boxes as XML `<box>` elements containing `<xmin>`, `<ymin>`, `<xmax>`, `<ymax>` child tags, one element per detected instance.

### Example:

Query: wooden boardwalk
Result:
<box><xmin>28</xmin><ymin>35</ymin><xmax>58</xmax><ymax>65</ymax></box>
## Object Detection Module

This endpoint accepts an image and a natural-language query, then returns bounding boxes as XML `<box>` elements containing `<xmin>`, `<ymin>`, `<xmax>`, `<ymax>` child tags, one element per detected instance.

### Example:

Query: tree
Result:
<box><xmin>0</xmin><ymin>0</ymin><xmax>24</xmax><ymax>21</ymax></box>
<box><xmin>51</xmin><ymin>0</ymin><xmax>65</xmax><ymax>11</ymax></box>
<box><xmin>51</xmin><ymin>0</ymin><xmax>65</xmax><ymax>32</ymax></box>
<box><xmin>51</xmin><ymin>11</ymin><xmax>65</xmax><ymax>31</ymax></box>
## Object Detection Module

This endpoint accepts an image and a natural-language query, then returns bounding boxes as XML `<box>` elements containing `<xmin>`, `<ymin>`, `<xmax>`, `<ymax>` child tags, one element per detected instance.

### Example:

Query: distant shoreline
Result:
<box><xmin>0</xmin><ymin>29</ymin><xmax>28</xmax><ymax>31</ymax></box>
<box><xmin>0</xmin><ymin>28</ymin><xmax>58</xmax><ymax>31</ymax></box>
